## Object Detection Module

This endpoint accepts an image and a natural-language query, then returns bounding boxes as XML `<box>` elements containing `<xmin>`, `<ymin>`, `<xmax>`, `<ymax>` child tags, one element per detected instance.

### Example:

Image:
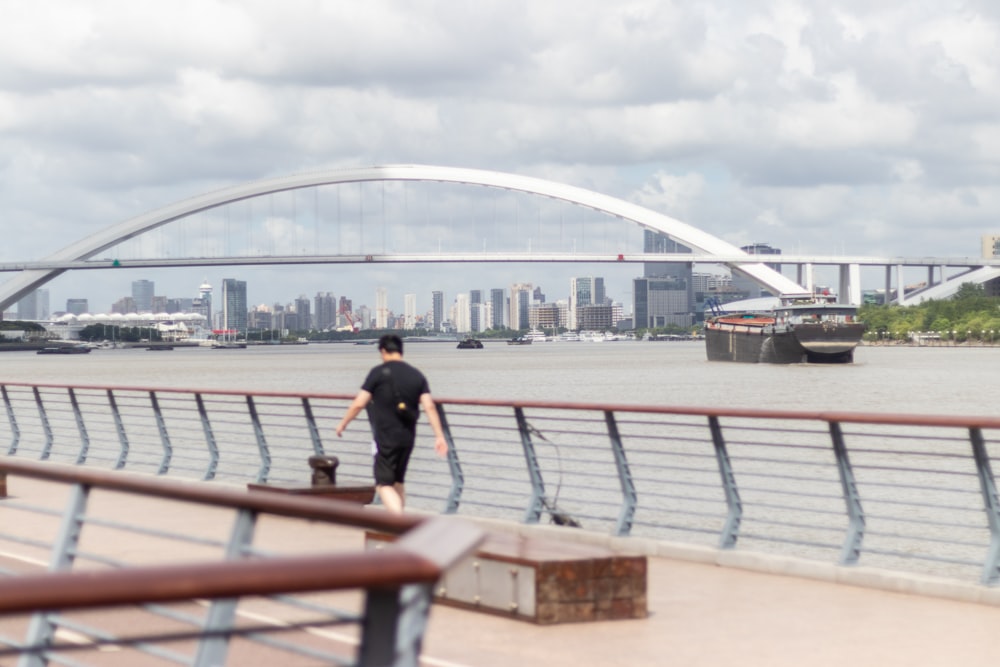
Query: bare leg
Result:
<box><xmin>377</xmin><ymin>484</ymin><xmax>404</xmax><ymax>513</ymax></box>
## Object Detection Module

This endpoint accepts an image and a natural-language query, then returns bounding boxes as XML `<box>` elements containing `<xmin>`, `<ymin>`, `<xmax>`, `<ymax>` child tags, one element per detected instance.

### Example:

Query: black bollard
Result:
<box><xmin>308</xmin><ymin>455</ymin><xmax>339</xmax><ymax>487</ymax></box>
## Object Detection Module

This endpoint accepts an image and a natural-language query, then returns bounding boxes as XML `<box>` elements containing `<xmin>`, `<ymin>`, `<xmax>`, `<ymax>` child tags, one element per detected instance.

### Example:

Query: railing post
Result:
<box><xmin>708</xmin><ymin>416</ymin><xmax>742</xmax><ymax>549</ymax></box>
<box><xmin>301</xmin><ymin>397</ymin><xmax>324</xmax><ymax>456</ymax></box>
<box><xmin>106</xmin><ymin>390</ymin><xmax>130</xmax><ymax>470</ymax></box>
<box><xmin>246</xmin><ymin>396</ymin><xmax>271</xmax><ymax>483</ymax></box>
<box><xmin>605</xmin><ymin>411</ymin><xmax>637</xmax><ymax>536</ymax></box>
<box><xmin>68</xmin><ymin>388</ymin><xmax>89</xmax><ymax>465</ymax></box>
<box><xmin>194</xmin><ymin>393</ymin><xmax>219</xmax><ymax>480</ymax></box>
<box><xmin>829</xmin><ymin>421</ymin><xmax>865</xmax><ymax>565</ymax></box>
<box><xmin>969</xmin><ymin>427</ymin><xmax>1000</xmax><ymax>585</ymax></box>
<box><xmin>34</xmin><ymin>387</ymin><xmax>53</xmax><ymax>461</ymax></box>
<box><xmin>19</xmin><ymin>482</ymin><xmax>90</xmax><ymax>667</ymax></box>
<box><xmin>358</xmin><ymin>583</ymin><xmax>434</xmax><ymax>667</ymax></box>
<box><xmin>437</xmin><ymin>404</ymin><xmax>464</xmax><ymax>514</ymax></box>
<box><xmin>149</xmin><ymin>391</ymin><xmax>173</xmax><ymax>475</ymax></box>
<box><xmin>193</xmin><ymin>507</ymin><xmax>258</xmax><ymax>667</ymax></box>
<box><xmin>514</xmin><ymin>407</ymin><xmax>546</xmax><ymax>524</ymax></box>
<box><xmin>3</xmin><ymin>385</ymin><xmax>21</xmax><ymax>456</ymax></box>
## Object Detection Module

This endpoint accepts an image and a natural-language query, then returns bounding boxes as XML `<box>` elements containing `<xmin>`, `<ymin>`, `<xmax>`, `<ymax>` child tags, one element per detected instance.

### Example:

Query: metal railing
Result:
<box><xmin>0</xmin><ymin>458</ymin><xmax>482</xmax><ymax>666</ymax></box>
<box><xmin>2</xmin><ymin>381</ymin><xmax>1000</xmax><ymax>585</ymax></box>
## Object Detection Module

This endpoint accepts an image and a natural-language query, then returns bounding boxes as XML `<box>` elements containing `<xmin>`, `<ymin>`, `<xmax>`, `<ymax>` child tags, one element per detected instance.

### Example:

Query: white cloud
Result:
<box><xmin>1</xmin><ymin>0</ymin><xmax>1000</xmax><ymax>313</ymax></box>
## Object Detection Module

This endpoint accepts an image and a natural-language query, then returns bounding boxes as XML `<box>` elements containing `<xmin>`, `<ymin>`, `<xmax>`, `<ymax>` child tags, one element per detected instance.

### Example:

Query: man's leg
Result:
<box><xmin>377</xmin><ymin>484</ymin><xmax>404</xmax><ymax>513</ymax></box>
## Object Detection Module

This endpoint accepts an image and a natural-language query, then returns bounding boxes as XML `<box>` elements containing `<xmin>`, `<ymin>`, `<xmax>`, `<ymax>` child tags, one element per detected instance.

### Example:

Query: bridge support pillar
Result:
<box><xmin>838</xmin><ymin>264</ymin><xmax>862</xmax><ymax>306</ymax></box>
<box><xmin>797</xmin><ymin>263</ymin><xmax>814</xmax><ymax>294</ymax></box>
<box><xmin>896</xmin><ymin>264</ymin><xmax>907</xmax><ymax>305</ymax></box>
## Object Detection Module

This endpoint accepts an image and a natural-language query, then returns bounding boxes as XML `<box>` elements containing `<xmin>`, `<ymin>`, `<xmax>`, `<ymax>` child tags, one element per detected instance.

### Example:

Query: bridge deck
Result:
<box><xmin>2</xmin><ymin>476</ymin><xmax>1000</xmax><ymax>666</ymax></box>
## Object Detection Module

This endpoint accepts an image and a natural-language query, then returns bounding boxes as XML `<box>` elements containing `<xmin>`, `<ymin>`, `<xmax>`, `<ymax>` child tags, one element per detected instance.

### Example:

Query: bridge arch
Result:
<box><xmin>0</xmin><ymin>164</ymin><xmax>807</xmax><ymax>311</ymax></box>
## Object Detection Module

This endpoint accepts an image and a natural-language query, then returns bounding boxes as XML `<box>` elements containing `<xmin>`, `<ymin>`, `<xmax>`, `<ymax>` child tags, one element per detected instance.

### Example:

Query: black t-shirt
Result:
<box><xmin>361</xmin><ymin>361</ymin><xmax>431</xmax><ymax>445</ymax></box>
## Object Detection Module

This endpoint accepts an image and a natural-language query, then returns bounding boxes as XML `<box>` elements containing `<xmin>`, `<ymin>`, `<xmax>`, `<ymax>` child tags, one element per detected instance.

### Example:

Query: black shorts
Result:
<box><xmin>373</xmin><ymin>440</ymin><xmax>414</xmax><ymax>486</ymax></box>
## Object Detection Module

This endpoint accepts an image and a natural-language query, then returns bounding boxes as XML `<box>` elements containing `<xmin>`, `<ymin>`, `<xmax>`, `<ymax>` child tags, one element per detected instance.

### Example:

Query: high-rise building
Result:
<box><xmin>431</xmin><ymin>291</ymin><xmax>444</xmax><ymax>332</ymax></box>
<box><xmin>17</xmin><ymin>289</ymin><xmax>49</xmax><ymax>320</ymax></box>
<box><xmin>469</xmin><ymin>290</ymin><xmax>482</xmax><ymax>332</ymax></box>
<box><xmin>132</xmin><ymin>280</ymin><xmax>155</xmax><ymax>313</ymax></box>
<box><xmin>509</xmin><ymin>283</ymin><xmax>532</xmax><ymax>330</ymax></box>
<box><xmin>294</xmin><ymin>295</ymin><xmax>311</xmax><ymax>331</ymax></box>
<box><xmin>633</xmin><ymin>276</ymin><xmax>692</xmax><ymax>329</ymax></box>
<box><xmin>489</xmin><ymin>288</ymin><xmax>505</xmax><ymax>329</ymax></box>
<box><xmin>66</xmin><ymin>298</ymin><xmax>88</xmax><ymax>315</ymax></box>
<box><xmin>314</xmin><ymin>292</ymin><xmax>336</xmax><ymax>331</ymax></box>
<box><xmin>453</xmin><ymin>293</ymin><xmax>470</xmax><ymax>333</ymax></box>
<box><xmin>338</xmin><ymin>296</ymin><xmax>353</xmax><ymax>328</ymax></box>
<box><xmin>375</xmin><ymin>287</ymin><xmax>389</xmax><ymax>329</ymax></box>
<box><xmin>221</xmin><ymin>279</ymin><xmax>248</xmax><ymax>333</ymax></box>
<box><xmin>569</xmin><ymin>277</ymin><xmax>606</xmax><ymax>329</ymax></box>
<box><xmin>404</xmin><ymin>293</ymin><xmax>417</xmax><ymax>330</ymax></box>
<box><xmin>192</xmin><ymin>281</ymin><xmax>213</xmax><ymax>325</ymax></box>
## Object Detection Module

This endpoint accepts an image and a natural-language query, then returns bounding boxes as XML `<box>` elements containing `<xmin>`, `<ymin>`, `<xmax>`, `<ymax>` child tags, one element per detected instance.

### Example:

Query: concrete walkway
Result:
<box><xmin>3</xmin><ymin>474</ymin><xmax>1000</xmax><ymax>667</ymax></box>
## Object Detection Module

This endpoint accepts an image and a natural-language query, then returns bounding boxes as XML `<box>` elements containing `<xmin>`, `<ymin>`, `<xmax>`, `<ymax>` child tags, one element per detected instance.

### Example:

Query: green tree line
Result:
<box><xmin>860</xmin><ymin>283</ymin><xmax>1000</xmax><ymax>342</ymax></box>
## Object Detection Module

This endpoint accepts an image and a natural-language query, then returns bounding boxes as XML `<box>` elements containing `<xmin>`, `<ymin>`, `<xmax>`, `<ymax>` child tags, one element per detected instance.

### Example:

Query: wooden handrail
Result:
<box><xmin>0</xmin><ymin>458</ymin><xmax>420</xmax><ymax>535</ymax></box>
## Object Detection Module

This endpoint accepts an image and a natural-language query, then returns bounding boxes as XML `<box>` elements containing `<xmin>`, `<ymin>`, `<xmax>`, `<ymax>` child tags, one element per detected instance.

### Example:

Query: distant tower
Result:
<box><xmin>221</xmin><ymin>279</ymin><xmax>248</xmax><ymax>333</ymax></box>
<box><xmin>469</xmin><ymin>290</ymin><xmax>482</xmax><ymax>332</ymax></box>
<box><xmin>431</xmin><ymin>291</ymin><xmax>444</xmax><ymax>331</ymax></box>
<box><xmin>375</xmin><ymin>287</ymin><xmax>389</xmax><ymax>329</ymax></box>
<box><xmin>132</xmin><ymin>279</ymin><xmax>155</xmax><ymax>313</ymax></box>
<box><xmin>404</xmin><ymin>293</ymin><xmax>417</xmax><ymax>330</ymax></box>
<box><xmin>192</xmin><ymin>280</ymin><xmax>213</xmax><ymax>326</ymax></box>
<box><xmin>490</xmin><ymin>288</ymin><xmax>505</xmax><ymax>329</ymax></box>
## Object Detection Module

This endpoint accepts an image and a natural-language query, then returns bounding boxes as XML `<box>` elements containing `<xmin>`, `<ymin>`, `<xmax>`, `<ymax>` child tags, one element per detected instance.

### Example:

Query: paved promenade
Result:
<box><xmin>3</xmin><ymin>474</ymin><xmax>1000</xmax><ymax>666</ymax></box>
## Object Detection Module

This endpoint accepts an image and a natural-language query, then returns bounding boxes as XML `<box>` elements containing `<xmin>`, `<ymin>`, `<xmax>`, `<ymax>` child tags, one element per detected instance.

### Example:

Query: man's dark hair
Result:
<box><xmin>378</xmin><ymin>334</ymin><xmax>404</xmax><ymax>354</ymax></box>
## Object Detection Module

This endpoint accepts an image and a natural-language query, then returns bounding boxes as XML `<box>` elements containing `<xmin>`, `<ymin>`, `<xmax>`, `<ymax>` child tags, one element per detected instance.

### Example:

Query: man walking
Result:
<box><xmin>335</xmin><ymin>334</ymin><xmax>448</xmax><ymax>513</ymax></box>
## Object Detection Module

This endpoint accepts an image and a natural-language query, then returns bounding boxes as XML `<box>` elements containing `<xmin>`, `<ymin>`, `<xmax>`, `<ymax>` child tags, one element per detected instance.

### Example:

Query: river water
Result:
<box><xmin>1</xmin><ymin>340</ymin><xmax>995</xmax><ymax>418</ymax></box>
<box><xmin>5</xmin><ymin>339</ymin><xmax>999</xmax><ymax>581</ymax></box>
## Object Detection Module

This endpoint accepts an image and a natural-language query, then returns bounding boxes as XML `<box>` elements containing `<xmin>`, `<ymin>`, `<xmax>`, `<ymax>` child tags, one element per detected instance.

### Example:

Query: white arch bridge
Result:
<box><xmin>0</xmin><ymin>164</ymin><xmax>995</xmax><ymax>311</ymax></box>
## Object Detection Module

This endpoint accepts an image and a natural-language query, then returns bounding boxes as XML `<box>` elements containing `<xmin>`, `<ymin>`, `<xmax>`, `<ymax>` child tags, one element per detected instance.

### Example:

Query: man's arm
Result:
<box><xmin>419</xmin><ymin>393</ymin><xmax>449</xmax><ymax>456</ymax></box>
<box><xmin>336</xmin><ymin>389</ymin><xmax>372</xmax><ymax>437</ymax></box>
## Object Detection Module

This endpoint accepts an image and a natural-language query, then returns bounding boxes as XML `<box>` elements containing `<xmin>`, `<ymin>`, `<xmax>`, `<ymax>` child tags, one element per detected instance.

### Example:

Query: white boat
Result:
<box><xmin>523</xmin><ymin>329</ymin><xmax>549</xmax><ymax>342</ymax></box>
<box><xmin>556</xmin><ymin>332</ymin><xmax>581</xmax><ymax>342</ymax></box>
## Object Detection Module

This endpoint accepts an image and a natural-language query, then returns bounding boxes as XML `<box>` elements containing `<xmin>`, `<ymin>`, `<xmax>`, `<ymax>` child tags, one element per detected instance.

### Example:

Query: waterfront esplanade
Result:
<box><xmin>0</xmin><ymin>164</ymin><xmax>997</xmax><ymax>310</ymax></box>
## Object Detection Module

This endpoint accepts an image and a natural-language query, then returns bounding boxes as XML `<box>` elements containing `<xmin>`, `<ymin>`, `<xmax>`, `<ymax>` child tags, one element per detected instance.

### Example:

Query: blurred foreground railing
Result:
<box><xmin>0</xmin><ymin>459</ymin><xmax>482</xmax><ymax>666</ymax></box>
<box><xmin>3</xmin><ymin>381</ymin><xmax>1000</xmax><ymax>585</ymax></box>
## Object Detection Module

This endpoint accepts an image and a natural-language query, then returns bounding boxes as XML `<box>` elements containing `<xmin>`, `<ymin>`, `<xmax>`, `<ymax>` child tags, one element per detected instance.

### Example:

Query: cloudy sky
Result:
<box><xmin>2</xmin><ymin>0</ymin><xmax>999</xmax><ymax>315</ymax></box>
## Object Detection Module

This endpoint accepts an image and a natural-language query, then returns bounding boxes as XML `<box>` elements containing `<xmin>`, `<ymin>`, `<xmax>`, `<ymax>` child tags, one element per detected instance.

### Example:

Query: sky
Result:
<box><xmin>3</xmin><ymin>1</ymin><xmax>1000</xmax><ymax>316</ymax></box>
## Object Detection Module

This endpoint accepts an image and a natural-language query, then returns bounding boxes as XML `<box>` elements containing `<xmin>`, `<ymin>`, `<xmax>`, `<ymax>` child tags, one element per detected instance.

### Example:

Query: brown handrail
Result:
<box><xmin>0</xmin><ymin>549</ymin><xmax>439</xmax><ymax>615</ymax></box>
<box><xmin>9</xmin><ymin>379</ymin><xmax>1000</xmax><ymax>429</ymax></box>
<box><xmin>0</xmin><ymin>458</ymin><xmax>420</xmax><ymax>535</ymax></box>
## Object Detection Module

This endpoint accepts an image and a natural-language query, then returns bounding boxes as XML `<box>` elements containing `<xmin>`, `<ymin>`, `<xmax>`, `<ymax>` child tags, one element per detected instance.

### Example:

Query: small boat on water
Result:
<box><xmin>507</xmin><ymin>336</ymin><xmax>532</xmax><ymax>345</ymax></box>
<box><xmin>37</xmin><ymin>344</ymin><xmax>92</xmax><ymax>355</ymax></box>
<box><xmin>704</xmin><ymin>295</ymin><xmax>866</xmax><ymax>364</ymax></box>
<box><xmin>456</xmin><ymin>338</ymin><xmax>484</xmax><ymax>349</ymax></box>
<box><xmin>211</xmin><ymin>341</ymin><xmax>247</xmax><ymax>349</ymax></box>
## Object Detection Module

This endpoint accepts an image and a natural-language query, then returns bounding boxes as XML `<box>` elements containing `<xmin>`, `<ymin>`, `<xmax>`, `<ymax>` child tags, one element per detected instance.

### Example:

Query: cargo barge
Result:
<box><xmin>705</xmin><ymin>298</ymin><xmax>865</xmax><ymax>364</ymax></box>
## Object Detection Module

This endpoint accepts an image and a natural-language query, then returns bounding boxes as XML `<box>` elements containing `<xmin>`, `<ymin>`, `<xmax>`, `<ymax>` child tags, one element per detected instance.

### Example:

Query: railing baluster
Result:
<box><xmin>247</xmin><ymin>396</ymin><xmax>271</xmax><ymax>483</ymax></box>
<box><xmin>107</xmin><ymin>389</ymin><xmax>129</xmax><ymax>470</ymax></box>
<box><xmin>605</xmin><ymin>411</ymin><xmax>637</xmax><ymax>536</ymax></box>
<box><xmin>3</xmin><ymin>385</ymin><xmax>21</xmax><ymax>456</ymax></box>
<box><xmin>149</xmin><ymin>391</ymin><xmax>172</xmax><ymax>475</ymax></box>
<box><xmin>195</xmin><ymin>393</ymin><xmax>219</xmax><ymax>480</ymax></box>
<box><xmin>514</xmin><ymin>407</ymin><xmax>546</xmax><ymax>524</ymax></box>
<box><xmin>709</xmin><ymin>416</ymin><xmax>742</xmax><ymax>549</ymax></box>
<box><xmin>829</xmin><ymin>420</ymin><xmax>865</xmax><ymax>565</ymax></box>
<box><xmin>437</xmin><ymin>404</ymin><xmax>464</xmax><ymax>514</ymax></box>
<box><xmin>193</xmin><ymin>508</ymin><xmax>258</xmax><ymax>667</ymax></box>
<box><xmin>68</xmin><ymin>388</ymin><xmax>89</xmax><ymax>465</ymax></box>
<box><xmin>34</xmin><ymin>387</ymin><xmax>54</xmax><ymax>461</ymax></box>
<box><xmin>20</xmin><ymin>482</ymin><xmax>90</xmax><ymax>667</ymax></box>
<box><xmin>969</xmin><ymin>427</ymin><xmax>1000</xmax><ymax>585</ymax></box>
<box><xmin>301</xmin><ymin>397</ymin><xmax>323</xmax><ymax>456</ymax></box>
